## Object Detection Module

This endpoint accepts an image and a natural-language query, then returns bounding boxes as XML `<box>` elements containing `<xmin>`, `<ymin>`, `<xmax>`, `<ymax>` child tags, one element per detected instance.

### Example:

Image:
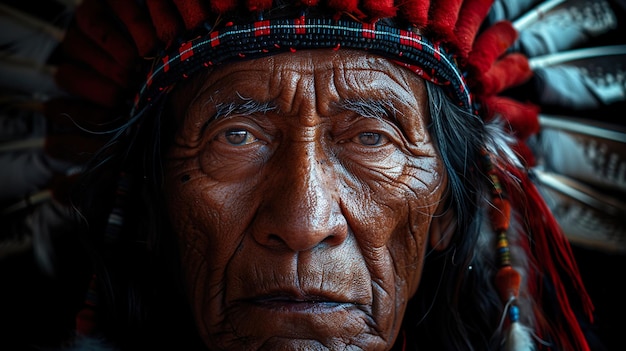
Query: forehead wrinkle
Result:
<box><xmin>270</xmin><ymin>61</ymin><xmax>327</xmax><ymax>127</ymax></box>
<box><xmin>334</xmin><ymin>60</ymin><xmax>416</xmax><ymax>109</ymax></box>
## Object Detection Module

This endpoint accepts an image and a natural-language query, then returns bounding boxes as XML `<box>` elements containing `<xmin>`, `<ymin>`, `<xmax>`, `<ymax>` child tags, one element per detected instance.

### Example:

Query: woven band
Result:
<box><xmin>132</xmin><ymin>16</ymin><xmax>472</xmax><ymax>115</ymax></box>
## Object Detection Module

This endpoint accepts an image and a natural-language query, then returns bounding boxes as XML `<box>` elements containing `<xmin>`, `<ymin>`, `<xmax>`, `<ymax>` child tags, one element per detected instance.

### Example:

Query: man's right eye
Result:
<box><xmin>223</xmin><ymin>129</ymin><xmax>257</xmax><ymax>145</ymax></box>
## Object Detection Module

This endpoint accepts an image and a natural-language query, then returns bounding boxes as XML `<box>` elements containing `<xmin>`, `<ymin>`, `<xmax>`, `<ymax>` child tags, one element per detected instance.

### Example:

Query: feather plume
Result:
<box><xmin>172</xmin><ymin>0</ymin><xmax>211</xmax><ymax>30</ymax></box>
<box><xmin>514</xmin><ymin>0</ymin><xmax>619</xmax><ymax>57</ymax></box>
<box><xmin>486</xmin><ymin>0</ymin><xmax>541</xmax><ymax>23</ymax></box>
<box><xmin>0</xmin><ymin>4</ymin><xmax>65</xmax><ymax>64</ymax></box>
<box><xmin>529</xmin><ymin>45</ymin><xmax>626</xmax><ymax>111</ymax></box>
<box><xmin>505</xmin><ymin>319</ymin><xmax>535</xmax><ymax>351</ymax></box>
<box><xmin>534</xmin><ymin>169</ymin><xmax>626</xmax><ymax>253</ymax></box>
<box><xmin>106</xmin><ymin>0</ymin><xmax>158</xmax><ymax>56</ymax></box>
<box><xmin>145</xmin><ymin>0</ymin><xmax>183</xmax><ymax>49</ymax></box>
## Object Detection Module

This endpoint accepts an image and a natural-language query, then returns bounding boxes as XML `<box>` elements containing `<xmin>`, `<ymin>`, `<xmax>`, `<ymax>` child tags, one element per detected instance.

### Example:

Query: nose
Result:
<box><xmin>251</xmin><ymin>142</ymin><xmax>348</xmax><ymax>252</ymax></box>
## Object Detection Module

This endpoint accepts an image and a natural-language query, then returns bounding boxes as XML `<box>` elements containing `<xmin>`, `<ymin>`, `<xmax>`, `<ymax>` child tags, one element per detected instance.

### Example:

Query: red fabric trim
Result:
<box><xmin>179</xmin><ymin>41</ymin><xmax>194</xmax><ymax>61</ymax></box>
<box><xmin>254</xmin><ymin>20</ymin><xmax>271</xmax><ymax>37</ymax></box>
<box><xmin>362</xmin><ymin>23</ymin><xmax>376</xmax><ymax>39</ymax></box>
<box><xmin>294</xmin><ymin>16</ymin><xmax>307</xmax><ymax>34</ymax></box>
<box><xmin>162</xmin><ymin>55</ymin><xmax>170</xmax><ymax>72</ymax></box>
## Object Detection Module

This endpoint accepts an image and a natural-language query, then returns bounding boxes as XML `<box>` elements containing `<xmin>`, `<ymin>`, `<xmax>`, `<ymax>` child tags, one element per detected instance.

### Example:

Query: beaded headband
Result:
<box><xmin>134</xmin><ymin>17</ymin><xmax>472</xmax><ymax>115</ymax></box>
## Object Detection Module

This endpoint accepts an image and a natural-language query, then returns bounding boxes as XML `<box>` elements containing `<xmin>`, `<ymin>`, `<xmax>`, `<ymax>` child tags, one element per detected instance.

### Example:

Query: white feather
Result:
<box><xmin>505</xmin><ymin>321</ymin><xmax>536</xmax><ymax>351</ymax></box>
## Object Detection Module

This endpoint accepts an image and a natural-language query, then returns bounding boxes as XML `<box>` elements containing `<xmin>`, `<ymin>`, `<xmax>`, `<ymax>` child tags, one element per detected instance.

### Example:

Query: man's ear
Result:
<box><xmin>429</xmin><ymin>197</ymin><xmax>457</xmax><ymax>251</ymax></box>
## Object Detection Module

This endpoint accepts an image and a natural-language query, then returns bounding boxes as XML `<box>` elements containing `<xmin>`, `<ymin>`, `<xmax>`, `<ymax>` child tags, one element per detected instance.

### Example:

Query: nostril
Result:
<box><xmin>321</xmin><ymin>233</ymin><xmax>342</xmax><ymax>247</ymax></box>
<box><xmin>267</xmin><ymin>234</ymin><xmax>284</xmax><ymax>244</ymax></box>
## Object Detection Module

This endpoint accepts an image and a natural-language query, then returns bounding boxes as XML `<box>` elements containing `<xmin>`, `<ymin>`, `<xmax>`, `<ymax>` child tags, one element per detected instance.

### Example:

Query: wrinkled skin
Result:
<box><xmin>163</xmin><ymin>50</ymin><xmax>450</xmax><ymax>350</ymax></box>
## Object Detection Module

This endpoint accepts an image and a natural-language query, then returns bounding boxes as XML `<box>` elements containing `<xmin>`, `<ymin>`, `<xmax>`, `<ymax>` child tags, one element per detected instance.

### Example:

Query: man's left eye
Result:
<box><xmin>224</xmin><ymin>129</ymin><xmax>257</xmax><ymax>145</ymax></box>
<box><xmin>355</xmin><ymin>132</ymin><xmax>387</xmax><ymax>146</ymax></box>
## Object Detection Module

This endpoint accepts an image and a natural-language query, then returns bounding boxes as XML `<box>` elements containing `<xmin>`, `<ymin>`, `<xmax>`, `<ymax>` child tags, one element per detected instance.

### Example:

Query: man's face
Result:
<box><xmin>164</xmin><ymin>50</ymin><xmax>448</xmax><ymax>350</ymax></box>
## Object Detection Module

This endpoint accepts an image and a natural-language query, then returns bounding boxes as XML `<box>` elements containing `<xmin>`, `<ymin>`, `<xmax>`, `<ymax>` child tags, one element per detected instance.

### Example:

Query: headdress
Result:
<box><xmin>2</xmin><ymin>0</ymin><xmax>625</xmax><ymax>350</ymax></box>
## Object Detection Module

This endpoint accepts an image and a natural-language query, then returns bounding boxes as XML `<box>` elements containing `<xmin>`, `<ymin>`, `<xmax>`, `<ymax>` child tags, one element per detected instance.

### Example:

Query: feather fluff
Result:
<box><xmin>505</xmin><ymin>320</ymin><xmax>535</xmax><ymax>351</ymax></box>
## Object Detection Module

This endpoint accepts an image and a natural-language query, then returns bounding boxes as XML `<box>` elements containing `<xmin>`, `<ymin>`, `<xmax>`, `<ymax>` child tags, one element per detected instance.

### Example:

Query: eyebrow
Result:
<box><xmin>213</xmin><ymin>93</ymin><xmax>277</xmax><ymax>120</ymax></box>
<box><xmin>336</xmin><ymin>98</ymin><xmax>401</xmax><ymax>121</ymax></box>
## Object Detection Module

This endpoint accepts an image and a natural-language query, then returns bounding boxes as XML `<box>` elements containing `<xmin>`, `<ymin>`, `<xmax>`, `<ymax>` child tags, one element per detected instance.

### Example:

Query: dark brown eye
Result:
<box><xmin>224</xmin><ymin>129</ymin><xmax>257</xmax><ymax>145</ymax></box>
<box><xmin>356</xmin><ymin>132</ymin><xmax>385</xmax><ymax>146</ymax></box>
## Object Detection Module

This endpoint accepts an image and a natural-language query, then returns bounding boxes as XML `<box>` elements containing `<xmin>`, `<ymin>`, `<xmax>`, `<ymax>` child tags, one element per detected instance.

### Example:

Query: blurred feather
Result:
<box><xmin>0</xmin><ymin>55</ymin><xmax>60</xmax><ymax>97</ymax></box>
<box><xmin>529</xmin><ymin>45</ymin><xmax>626</xmax><ymax>115</ymax></box>
<box><xmin>486</xmin><ymin>0</ymin><xmax>542</xmax><ymax>23</ymax></box>
<box><xmin>1</xmin><ymin>195</ymin><xmax>77</xmax><ymax>276</ymax></box>
<box><xmin>0</xmin><ymin>3</ymin><xmax>65</xmax><ymax>64</ymax></box>
<box><xmin>530</xmin><ymin>113</ymin><xmax>626</xmax><ymax>252</ymax></box>
<box><xmin>512</xmin><ymin>0</ymin><xmax>619</xmax><ymax>57</ymax></box>
<box><xmin>533</xmin><ymin>114</ymin><xmax>626</xmax><ymax>194</ymax></box>
<box><xmin>534</xmin><ymin>169</ymin><xmax>626</xmax><ymax>253</ymax></box>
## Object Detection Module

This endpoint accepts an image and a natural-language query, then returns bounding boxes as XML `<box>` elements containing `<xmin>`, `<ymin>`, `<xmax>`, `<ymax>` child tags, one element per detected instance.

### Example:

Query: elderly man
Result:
<box><xmin>1</xmin><ymin>0</ymin><xmax>607</xmax><ymax>350</ymax></box>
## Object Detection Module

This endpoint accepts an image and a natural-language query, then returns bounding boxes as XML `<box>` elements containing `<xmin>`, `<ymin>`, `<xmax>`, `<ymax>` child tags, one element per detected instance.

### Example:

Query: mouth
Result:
<box><xmin>236</xmin><ymin>286</ymin><xmax>369</xmax><ymax>315</ymax></box>
<box><xmin>251</xmin><ymin>293</ymin><xmax>352</xmax><ymax>313</ymax></box>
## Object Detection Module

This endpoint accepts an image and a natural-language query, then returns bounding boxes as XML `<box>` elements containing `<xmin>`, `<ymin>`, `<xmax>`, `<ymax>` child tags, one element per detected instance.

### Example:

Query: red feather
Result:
<box><xmin>146</xmin><ymin>0</ymin><xmax>184</xmax><ymax>47</ymax></box>
<box><xmin>327</xmin><ymin>0</ymin><xmax>359</xmax><ymax>14</ymax></box>
<box><xmin>62</xmin><ymin>26</ymin><xmax>131</xmax><ymax>88</ymax></box>
<box><xmin>453</xmin><ymin>0</ymin><xmax>494</xmax><ymax>58</ymax></box>
<box><xmin>106</xmin><ymin>0</ymin><xmax>158</xmax><ymax>56</ymax></box>
<box><xmin>74</xmin><ymin>0</ymin><xmax>138</xmax><ymax>68</ymax></box>
<box><xmin>209</xmin><ymin>0</ymin><xmax>238</xmax><ymax>14</ymax></box>
<box><xmin>505</xmin><ymin>168</ymin><xmax>594</xmax><ymax>351</ymax></box>
<box><xmin>427</xmin><ymin>0</ymin><xmax>463</xmax><ymax>41</ymax></box>
<box><xmin>467</xmin><ymin>21</ymin><xmax>517</xmax><ymax>76</ymax></box>
<box><xmin>173</xmin><ymin>0</ymin><xmax>212</xmax><ymax>29</ymax></box>
<box><xmin>476</xmin><ymin>53</ymin><xmax>531</xmax><ymax>96</ymax></box>
<box><xmin>362</xmin><ymin>0</ymin><xmax>397</xmax><ymax>20</ymax></box>
<box><xmin>483</xmin><ymin>96</ymin><xmax>539</xmax><ymax>140</ymax></box>
<box><xmin>398</xmin><ymin>0</ymin><xmax>430</xmax><ymax>29</ymax></box>
<box><xmin>246</xmin><ymin>0</ymin><xmax>274</xmax><ymax>12</ymax></box>
<box><xmin>55</xmin><ymin>64</ymin><xmax>124</xmax><ymax>108</ymax></box>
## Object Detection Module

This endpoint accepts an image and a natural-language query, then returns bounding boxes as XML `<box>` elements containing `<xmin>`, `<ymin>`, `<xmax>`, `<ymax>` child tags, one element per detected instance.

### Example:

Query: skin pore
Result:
<box><xmin>163</xmin><ymin>49</ymin><xmax>450</xmax><ymax>350</ymax></box>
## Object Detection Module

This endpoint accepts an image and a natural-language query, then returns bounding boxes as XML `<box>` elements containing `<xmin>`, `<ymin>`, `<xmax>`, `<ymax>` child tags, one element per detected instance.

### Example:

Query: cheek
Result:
<box><xmin>163</xmin><ymin>157</ymin><xmax>259</xmax><ymax>314</ymax></box>
<box><xmin>344</xmin><ymin>153</ymin><xmax>444</xmax><ymax>303</ymax></box>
